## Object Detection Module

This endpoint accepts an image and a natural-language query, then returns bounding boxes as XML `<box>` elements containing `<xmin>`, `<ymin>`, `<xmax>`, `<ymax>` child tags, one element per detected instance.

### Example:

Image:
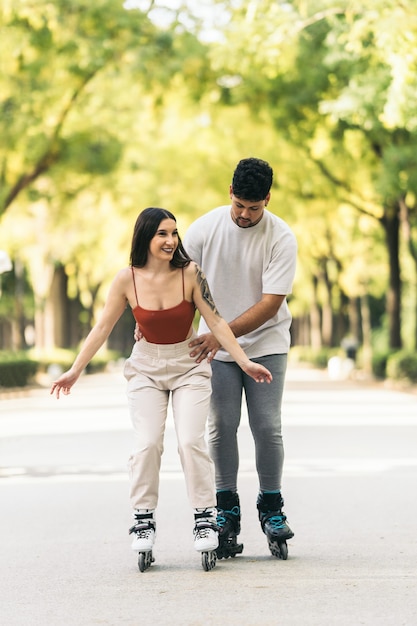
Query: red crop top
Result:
<box><xmin>131</xmin><ymin>266</ymin><xmax>195</xmax><ymax>344</ymax></box>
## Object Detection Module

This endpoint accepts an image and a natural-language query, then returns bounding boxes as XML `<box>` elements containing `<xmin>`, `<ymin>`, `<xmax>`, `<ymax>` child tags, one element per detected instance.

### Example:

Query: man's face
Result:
<box><xmin>229</xmin><ymin>187</ymin><xmax>270</xmax><ymax>228</ymax></box>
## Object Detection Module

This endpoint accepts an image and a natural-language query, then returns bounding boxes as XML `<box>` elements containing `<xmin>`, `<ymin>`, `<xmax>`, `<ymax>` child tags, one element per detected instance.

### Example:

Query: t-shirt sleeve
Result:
<box><xmin>183</xmin><ymin>221</ymin><xmax>203</xmax><ymax>266</ymax></box>
<box><xmin>262</xmin><ymin>229</ymin><xmax>297</xmax><ymax>295</ymax></box>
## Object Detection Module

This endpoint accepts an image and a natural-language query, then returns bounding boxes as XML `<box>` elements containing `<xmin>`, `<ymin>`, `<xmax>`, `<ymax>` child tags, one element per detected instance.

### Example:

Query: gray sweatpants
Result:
<box><xmin>208</xmin><ymin>354</ymin><xmax>287</xmax><ymax>493</ymax></box>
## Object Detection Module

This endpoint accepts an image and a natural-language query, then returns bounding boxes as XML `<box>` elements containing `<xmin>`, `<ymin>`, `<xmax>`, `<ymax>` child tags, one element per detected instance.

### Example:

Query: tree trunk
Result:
<box><xmin>310</xmin><ymin>275</ymin><xmax>322</xmax><ymax>349</ymax></box>
<box><xmin>399</xmin><ymin>196</ymin><xmax>417</xmax><ymax>351</ymax></box>
<box><xmin>380</xmin><ymin>206</ymin><xmax>402</xmax><ymax>349</ymax></box>
<box><xmin>360</xmin><ymin>292</ymin><xmax>372</xmax><ymax>374</ymax></box>
<box><xmin>32</xmin><ymin>264</ymin><xmax>69</xmax><ymax>351</ymax></box>
<box><xmin>321</xmin><ymin>265</ymin><xmax>333</xmax><ymax>347</ymax></box>
<box><xmin>348</xmin><ymin>296</ymin><xmax>361</xmax><ymax>342</ymax></box>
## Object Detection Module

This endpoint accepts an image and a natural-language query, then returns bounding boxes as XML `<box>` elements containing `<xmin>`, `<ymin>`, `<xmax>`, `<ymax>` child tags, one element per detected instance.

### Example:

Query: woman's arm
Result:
<box><xmin>191</xmin><ymin>264</ymin><xmax>272</xmax><ymax>383</ymax></box>
<box><xmin>50</xmin><ymin>271</ymin><xmax>128</xmax><ymax>398</ymax></box>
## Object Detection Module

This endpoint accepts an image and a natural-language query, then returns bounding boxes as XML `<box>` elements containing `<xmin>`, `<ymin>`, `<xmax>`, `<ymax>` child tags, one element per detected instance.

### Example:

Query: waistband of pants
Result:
<box><xmin>133</xmin><ymin>332</ymin><xmax>196</xmax><ymax>358</ymax></box>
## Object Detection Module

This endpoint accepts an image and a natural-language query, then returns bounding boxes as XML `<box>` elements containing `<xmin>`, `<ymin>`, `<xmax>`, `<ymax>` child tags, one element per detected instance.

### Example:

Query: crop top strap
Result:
<box><xmin>181</xmin><ymin>267</ymin><xmax>185</xmax><ymax>299</ymax></box>
<box><xmin>131</xmin><ymin>266</ymin><xmax>139</xmax><ymax>307</ymax></box>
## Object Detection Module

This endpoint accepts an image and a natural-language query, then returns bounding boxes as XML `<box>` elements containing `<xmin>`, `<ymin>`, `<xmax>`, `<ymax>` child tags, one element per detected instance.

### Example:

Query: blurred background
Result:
<box><xmin>1</xmin><ymin>0</ymin><xmax>417</xmax><ymax>387</ymax></box>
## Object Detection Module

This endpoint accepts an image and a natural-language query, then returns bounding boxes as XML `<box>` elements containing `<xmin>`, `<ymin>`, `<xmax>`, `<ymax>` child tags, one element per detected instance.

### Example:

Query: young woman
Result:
<box><xmin>50</xmin><ymin>207</ymin><xmax>272</xmax><ymax>566</ymax></box>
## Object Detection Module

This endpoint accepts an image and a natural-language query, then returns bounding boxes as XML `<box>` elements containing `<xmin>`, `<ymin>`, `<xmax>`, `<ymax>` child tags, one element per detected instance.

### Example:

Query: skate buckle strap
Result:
<box><xmin>129</xmin><ymin>519</ymin><xmax>155</xmax><ymax>536</ymax></box>
<box><xmin>194</xmin><ymin>520</ymin><xmax>219</xmax><ymax>535</ymax></box>
<box><xmin>194</xmin><ymin>510</ymin><xmax>216</xmax><ymax>521</ymax></box>
<box><xmin>195</xmin><ymin>526</ymin><xmax>212</xmax><ymax>540</ymax></box>
<box><xmin>133</xmin><ymin>512</ymin><xmax>154</xmax><ymax>522</ymax></box>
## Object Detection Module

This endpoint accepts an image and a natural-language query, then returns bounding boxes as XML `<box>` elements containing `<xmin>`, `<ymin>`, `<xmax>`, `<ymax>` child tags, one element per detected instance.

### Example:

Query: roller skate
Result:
<box><xmin>129</xmin><ymin>510</ymin><xmax>156</xmax><ymax>572</ymax></box>
<box><xmin>193</xmin><ymin>508</ymin><xmax>219</xmax><ymax>571</ymax></box>
<box><xmin>215</xmin><ymin>491</ymin><xmax>244</xmax><ymax>560</ymax></box>
<box><xmin>257</xmin><ymin>491</ymin><xmax>294</xmax><ymax>560</ymax></box>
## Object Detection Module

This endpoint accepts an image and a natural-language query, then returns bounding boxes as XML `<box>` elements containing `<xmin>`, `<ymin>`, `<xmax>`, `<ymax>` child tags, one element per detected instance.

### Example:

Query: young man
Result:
<box><xmin>184</xmin><ymin>157</ymin><xmax>297</xmax><ymax>559</ymax></box>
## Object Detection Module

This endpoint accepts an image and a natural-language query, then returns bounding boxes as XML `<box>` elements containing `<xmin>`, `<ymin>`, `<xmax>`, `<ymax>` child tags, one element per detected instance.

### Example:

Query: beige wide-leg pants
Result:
<box><xmin>123</xmin><ymin>334</ymin><xmax>215</xmax><ymax>510</ymax></box>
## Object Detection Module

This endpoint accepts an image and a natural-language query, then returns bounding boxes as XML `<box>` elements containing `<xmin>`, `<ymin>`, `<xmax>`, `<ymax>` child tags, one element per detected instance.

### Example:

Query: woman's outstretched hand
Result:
<box><xmin>243</xmin><ymin>362</ymin><xmax>273</xmax><ymax>384</ymax></box>
<box><xmin>50</xmin><ymin>369</ymin><xmax>80</xmax><ymax>399</ymax></box>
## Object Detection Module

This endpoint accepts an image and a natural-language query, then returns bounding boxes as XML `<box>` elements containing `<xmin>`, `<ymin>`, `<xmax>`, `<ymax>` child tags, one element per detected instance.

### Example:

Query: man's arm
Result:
<box><xmin>228</xmin><ymin>294</ymin><xmax>286</xmax><ymax>337</ymax></box>
<box><xmin>189</xmin><ymin>293</ymin><xmax>286</xmax><ymax>362</ymax></box>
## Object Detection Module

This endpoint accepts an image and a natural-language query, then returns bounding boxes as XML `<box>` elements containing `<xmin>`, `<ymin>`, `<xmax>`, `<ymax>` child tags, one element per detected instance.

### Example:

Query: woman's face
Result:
<box><xmin>148</xmin><ymin>218</ymin><xmax>179</xmax><ymax>261</ymax></box>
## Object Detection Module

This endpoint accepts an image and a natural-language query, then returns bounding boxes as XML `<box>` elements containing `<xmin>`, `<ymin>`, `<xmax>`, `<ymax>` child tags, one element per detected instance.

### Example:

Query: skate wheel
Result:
<box><xmin>278</xmin><ymin>542</ymin><xmax>288</xmax><ymax>560</ymax></box>
<box><xmin>268</xmin><ymin>539</ymin><xmax>288</xmax><ymax>560</ymax></box>
<box><xmin>138</xmin><ymin>550</ymin><xmax>153</xmax><ymax>572</ymax></box>
<box><xmin>202</xmin><ymin>550</ymin><xmax>217</xmax><ymax>571</ymax></box>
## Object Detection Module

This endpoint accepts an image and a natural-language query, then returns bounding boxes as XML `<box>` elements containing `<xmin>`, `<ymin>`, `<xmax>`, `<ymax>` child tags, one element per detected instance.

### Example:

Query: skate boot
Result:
<box><xmin>215</xmin><ymin>491</ymin><xmax>244</xmax><ymax>559</ymax></box>
<box><xmin>257</xmin><ymin>491</ymin><xmax>294</xmax><ymax>560</ymax></box>
<box><xmin>129</xmin><ymin>509</ymin><xmax>156</xmax><ymax>572</ymax></box>
<box><xmin>193</xmin><ymin>508</ymin><xmax>219</xmax><ymax>571</ymax></box>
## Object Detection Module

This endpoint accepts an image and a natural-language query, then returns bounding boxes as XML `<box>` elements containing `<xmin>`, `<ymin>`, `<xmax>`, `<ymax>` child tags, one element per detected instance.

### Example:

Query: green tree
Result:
<box><xmin>1</xmin><ymin>0</ymin><xmax>282</xmax><ymax>352</ymax></box>
<box><xmin>0</xmin><ymin>0</ymin><xmax>185</xmax><ymax>216</ymax></box>
<box><xmin>0</xmin><ymin>0</ymin><xmax>211</xmax><ymax>349</ymax></box>
<box><xmin>205</xmin><ymin>0</ymin><xmax>417</xmax><ymax>350</ymax></box>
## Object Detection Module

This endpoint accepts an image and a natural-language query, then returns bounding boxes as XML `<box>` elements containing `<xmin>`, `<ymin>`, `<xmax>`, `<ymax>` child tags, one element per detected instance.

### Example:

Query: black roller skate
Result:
<box><xmin>193</xmin><ymin>508</ymin><xmax>219</xmax><ymax>571</ymax></box>
<box><xmin>257</xmin><ymin>491</ymin><xmax>294</xmax><ymax>560</ymax></box>
<box><xmin>129</xmin><ymin>510</ymin><xmax>156</xmax><ymax>572</ymax></box>
<box><xmin>215</xmin><ymin>491</ymin><xmax>244</xmax><ymax>560</ymax></box>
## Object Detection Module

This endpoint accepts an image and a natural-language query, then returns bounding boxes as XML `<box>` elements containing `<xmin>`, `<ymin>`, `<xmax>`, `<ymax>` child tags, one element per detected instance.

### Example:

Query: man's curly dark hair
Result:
<box><xmin>231</xmin><ymin>158</ymin><xmax>273</xmax><ymax>201</ymax></box>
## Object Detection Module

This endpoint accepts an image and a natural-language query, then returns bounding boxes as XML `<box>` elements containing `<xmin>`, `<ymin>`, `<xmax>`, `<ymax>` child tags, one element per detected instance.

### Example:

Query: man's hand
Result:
<box><xmin>188</xmin><ymin>333</ymin><xmax>221</xmax><ymax>363</ymax></box>
<box><xmin>134</xmin><ymin>323</ymin><xmax>143</xmax><ymax>342</ymax></box>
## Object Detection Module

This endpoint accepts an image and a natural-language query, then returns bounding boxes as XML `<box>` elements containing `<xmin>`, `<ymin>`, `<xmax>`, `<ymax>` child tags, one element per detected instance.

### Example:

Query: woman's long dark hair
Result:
<box><xmin>129</xmin><ymin>207</ymin><xmax>192</xmax><ymax>268</ymax></box>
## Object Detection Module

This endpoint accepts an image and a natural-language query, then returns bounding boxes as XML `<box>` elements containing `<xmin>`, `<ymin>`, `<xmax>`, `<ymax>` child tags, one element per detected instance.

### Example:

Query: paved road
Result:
<box><xmin>1</xmin><ymin>366</ymin><xmax>416</xmax><ymax>626</ymax></box>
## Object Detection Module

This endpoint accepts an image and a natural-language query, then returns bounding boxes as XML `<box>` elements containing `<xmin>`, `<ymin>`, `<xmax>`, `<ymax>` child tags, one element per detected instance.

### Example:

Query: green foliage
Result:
<box><xmin>86</xmin><ymin>350</ymin><xmax>123</xmax><ymax>373</ymax></box>
<box><xmin>0</xmin><ymin>0</ymin><xmax>180</xmax><ymax>215</ymax></box>
<box><xmin>206</xmin><ymin>0</ymin><xmax>417</xmax><ymax>350</ymax></box>
<box><xmin>386</xmin><ymin>350</ymin><xmax>417</xmax><ymax>383</ymax></box>
<box><xmin>0</xmin><ymin>352</ymin><xmax>38</xmax><ymax>387</ymax></box>
<box><xmin>0</xmin><ymin>262</ymin><xmax>35</xmax><ymax>319</ymax></box>
<box><xmin>28</xmin><ymin>347</ymin><xmax>78</xmax><ymax>372</ymax></box>
<box><xmin>0</xmin><ymin>346</ymin><xmax>122</xmax><ymax>388</ymax></box>
<box><xmin>28</xmin><ymin>347</ymin><xmax>122</xmax><ymax>373</ymax></box>
<box><xmin>371</xmin><ymin>351</ymin><xmax>391</xmax><ymax>379</ymax></box>
<box><xmin>289</xmin><ymin>345</ymin><xmax>341</xmax><ymax>369</ymax></box>
<box><xmin>59</xmin><ymin>130</ymin><xmax>123</xmax><ymax>175</ymax></box>
<box><xmin>1</xmin><ymin>0</ymin><xmax>417</xmax><ymax>357</ymax></box>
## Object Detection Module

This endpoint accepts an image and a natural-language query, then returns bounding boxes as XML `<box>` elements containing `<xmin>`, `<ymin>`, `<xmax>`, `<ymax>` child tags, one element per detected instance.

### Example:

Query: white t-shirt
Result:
<box><xmin>183</xmin><ymin>205</ymin><xmax>297</xmax><ymax>361</ymax></box>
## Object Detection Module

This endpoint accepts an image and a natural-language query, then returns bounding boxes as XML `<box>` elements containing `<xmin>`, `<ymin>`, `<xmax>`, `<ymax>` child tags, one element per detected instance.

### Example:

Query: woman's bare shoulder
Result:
<box><xmin>114</xmin><ymin>266</ymin><xmax>133</xmax><ymax>281</ymax></box>
<box><xmin>185</xmin><ymin>261</ymin><xmax>205</xmax><ymax>284</ymax></box>
<box><xmin>186</xmin><ymin>261</ymin><xmax>206</xmax><ymax>276</ymax></box>
<box><xmin>184</xmin><ymin>261</ymin><xmax>198</xmax><ymax>273</ymax></box>
<box><xmin>108</xmin><ymin>267</ymin><xmax>134</xmax><ymax>292</ymax></box>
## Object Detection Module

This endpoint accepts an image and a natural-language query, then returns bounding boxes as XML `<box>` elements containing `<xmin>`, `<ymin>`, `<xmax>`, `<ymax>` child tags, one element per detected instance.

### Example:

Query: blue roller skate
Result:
<box><xmin>215</xmin><ymin>491</ymin><xmax>244</xmax><ymax>559</ymax></box>
<box><xmin>257</xmin><ymin>491</ymin><xmax>294</xmax><ymax>560</ymax></box>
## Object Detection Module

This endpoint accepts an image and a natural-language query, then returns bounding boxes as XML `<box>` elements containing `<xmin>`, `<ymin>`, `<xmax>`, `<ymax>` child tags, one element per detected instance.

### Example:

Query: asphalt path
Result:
<box><xmin>0</xmin><ymin>364</ymin><xmax>416</xmax><ymax>626</ymax></box>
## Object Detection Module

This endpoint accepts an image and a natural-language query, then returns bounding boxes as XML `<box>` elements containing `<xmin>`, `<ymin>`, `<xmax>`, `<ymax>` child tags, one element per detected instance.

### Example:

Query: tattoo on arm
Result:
<box><xmin>195</xmin><ymin>266</ymin><xmax>220</xmax><ymax>316</ymax></box>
